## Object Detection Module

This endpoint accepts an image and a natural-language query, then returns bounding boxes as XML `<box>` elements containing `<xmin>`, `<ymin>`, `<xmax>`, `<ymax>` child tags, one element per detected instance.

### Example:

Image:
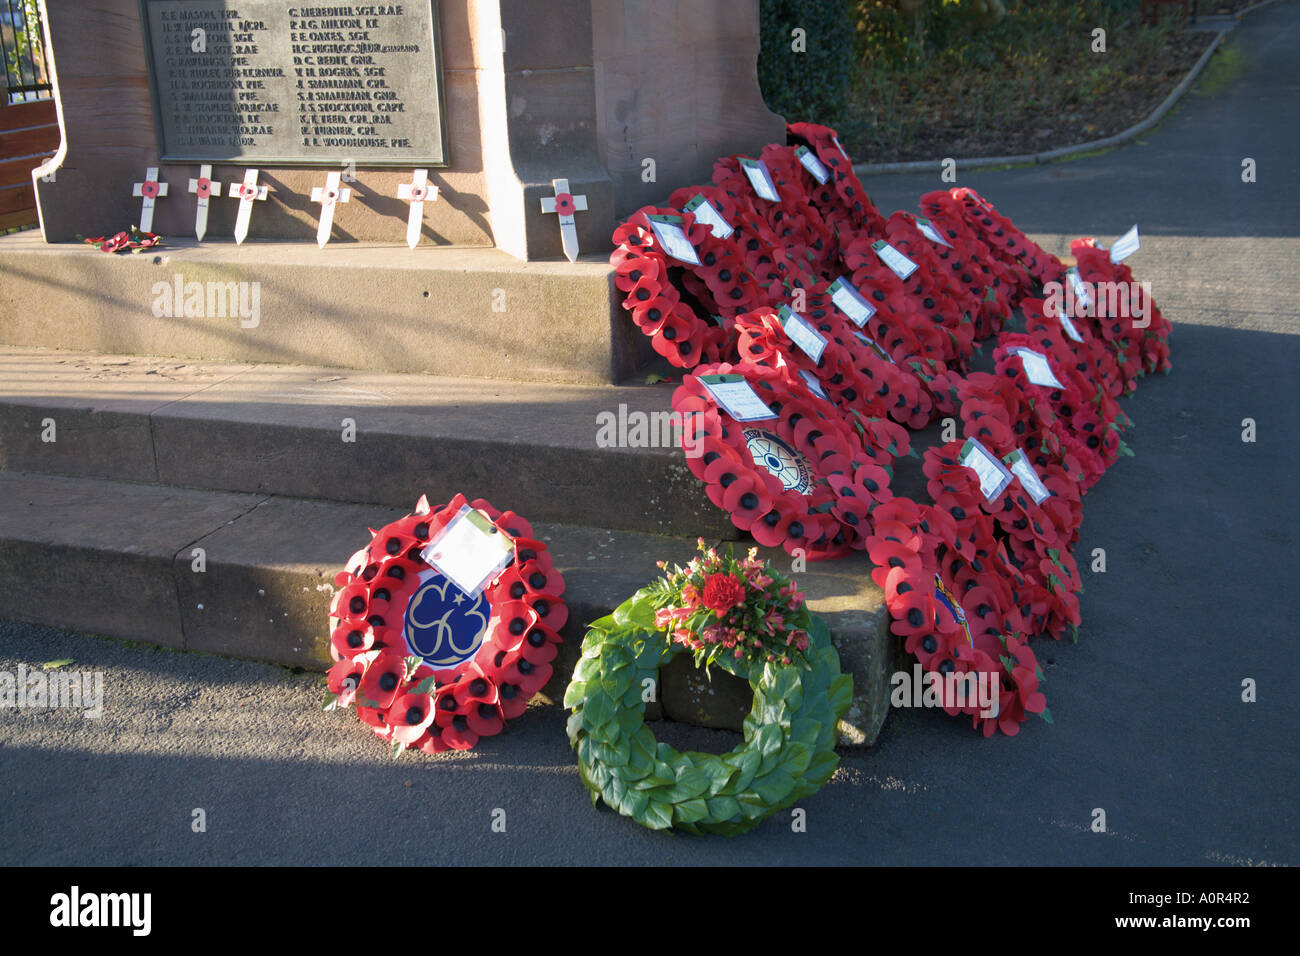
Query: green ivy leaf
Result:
<box><xmin>321</xmin><ymin>692</ymin><xmax>340</xmax><ymax>712</ymax></box>
<box><xmin>706</xmin><ymin>795</ymin><xmax>741</xmax><ymax>821</ymax></box>
<box><xmin>641</xmin><ymin>800</ymin><xmax>673</xmax><ymax>830</ymax></box>
<box><xmin>674</xmin><ymin>798</ymin><xmax>709</xmax><ymax>824</ymax></box>
<box><xmin>755</xmin><ymin>722</ymin><xmax>782</xmax><ymax>757</ymax></box>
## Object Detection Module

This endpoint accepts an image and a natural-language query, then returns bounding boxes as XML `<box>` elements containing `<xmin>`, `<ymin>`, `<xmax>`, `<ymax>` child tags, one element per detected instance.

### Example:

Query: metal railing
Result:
<box><xmin>2</xmin><ymin>0</ymin><xmax>51</xmax><ymax>103</ymax></box>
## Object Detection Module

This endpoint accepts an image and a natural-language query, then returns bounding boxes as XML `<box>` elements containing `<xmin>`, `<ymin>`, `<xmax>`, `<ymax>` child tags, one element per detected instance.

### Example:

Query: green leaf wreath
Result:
<box><xmin>564</xmin><ymin>545</ymin><xmax>852</xmax><ymax>835</ymax></box>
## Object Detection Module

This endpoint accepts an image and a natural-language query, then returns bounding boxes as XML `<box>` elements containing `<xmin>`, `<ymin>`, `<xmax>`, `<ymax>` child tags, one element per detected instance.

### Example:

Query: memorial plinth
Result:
<box><xmin>30</xmin><ymin>0</ymin><xmax>781</xmax><ymax>259</ymax></box>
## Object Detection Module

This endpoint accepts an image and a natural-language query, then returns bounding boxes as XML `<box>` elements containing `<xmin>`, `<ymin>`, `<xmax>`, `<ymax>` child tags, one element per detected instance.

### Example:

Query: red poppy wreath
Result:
<box><xmin>323</xmin><ymin>493</ymin><xmax>567</xmax><ymax>755</ymax></box>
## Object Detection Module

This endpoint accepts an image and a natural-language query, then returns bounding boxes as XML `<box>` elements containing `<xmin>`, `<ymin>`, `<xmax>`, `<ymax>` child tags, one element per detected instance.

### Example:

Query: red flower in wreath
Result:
<box><xmin>702</xmin><ymin>573</ymin><xmax>746</xmax><ymax>617</ymax></box>
<box><xmin>554</xmin><ymin>192</ymin><xmax>576</xmax><ymax>217</ymax></box>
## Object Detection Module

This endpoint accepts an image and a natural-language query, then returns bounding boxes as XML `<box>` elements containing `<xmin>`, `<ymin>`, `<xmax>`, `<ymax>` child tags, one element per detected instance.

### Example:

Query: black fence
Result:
<box><xmin>2</xmin><ymin>0</ymin><xmax>51</xmax><ymax>103</ymax></box>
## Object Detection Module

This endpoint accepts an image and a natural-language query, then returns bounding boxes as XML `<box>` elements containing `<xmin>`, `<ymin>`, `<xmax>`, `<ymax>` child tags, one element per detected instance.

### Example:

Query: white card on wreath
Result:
<box><xmin>739</xmin><ymin>157</ymin><xmax>780</xmax><ymax>202</ymax></box>
<box><xmin>914</xmin><ymin>216</ymin><xmax>953</xmax><ymax>247</ymax></box>
<box><xmin>778</xmin><ymin>305</ymin><xmax>828</xmax><ymax>363</ymax></box>
<box><xmin>1011</xmin><ymin>347</ymin><xmax>1065</xmax><ymax>389</ymax></box>
<box><xmin>682</xmin><ymin>194</ymin><xmax>733</xmax><ymax>239</ymax></box>
<box><xmin>795</xmin><ymin>146</ymin><xmax>830</xmax><ymax>184</ymax></box>
<box><xmin>646</xmin><ymin>213</ymin><xmax>701</xmax><ymax>265</ymax></box>
<box><xmin>798</xmin><ymin>369</ymin><xmax>830</xmax><ymax>400</ymax></box>
<box><xmin>1052</xmin><ymin>302</ymin><xmax>1085</xmax><ymax>343</ymax></box>
<box><xmin>959</xmin><ymin>438</ymin><xmax>1014</xmax><ymax>501</ymax></box>
<box><xmin>828</xmin><ymin>276</ymin><xmax>876</xmax><ymax>327</ymax></box>
<box><xmin>1003</xmin><ymin>449</ymin><xmax>1052</xmax><ymax>504</ymax></box>
<box><xmin>698</xmin><ymin>374</ymin><xmax>778</xmax><ymax>422</ymax></box>
<box><xmin>420</xmin><ymin>506</ymin><xmax>515</xmax><ymax>597</ymax></box>
<box><xmin>1109</xmin><ymin>224</ymin><xmax>1140</xmax><ymax>263</ymax></box>
<box><xmin>1066</xmin><ymin>267</ymin><xmax>1092</xmax><ymax>310</ymax></box>
<box><xmin>872</xmin><ymin>240</ymin><xmax>918</xmax><ymax>279</ymax></box>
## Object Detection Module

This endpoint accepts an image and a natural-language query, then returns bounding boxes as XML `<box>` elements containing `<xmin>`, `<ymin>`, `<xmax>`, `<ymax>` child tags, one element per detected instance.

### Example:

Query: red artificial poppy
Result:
<box><xmin>358</xmin><ymin>650</ymin><xmax>407</xmax><ymax>712</ymax></box>
<box><xmin>327</xmin><ymin>654</ymin><xmax>371</xmax><ymax>708</ymax></box>
<box><xmin>386</xmin><ymin>692</ymin><xmax>436</xmax><ymax>744</ymax></box>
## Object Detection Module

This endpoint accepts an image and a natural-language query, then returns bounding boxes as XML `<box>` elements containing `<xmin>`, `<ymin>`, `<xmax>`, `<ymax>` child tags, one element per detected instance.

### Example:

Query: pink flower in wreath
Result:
<box><xmin>654</xmin><ymin>607</ymin><xmax>674</xmax><ymax>630</ymax></box>
<box><xmin>780</xmin><ymin>582</ymin><xmax>806</xmax><ymax>611</ymax></box>
<box><xmin>702</xmin><ymin>573</ymin><xmax>746</xmax><ymax>617</ymax></box>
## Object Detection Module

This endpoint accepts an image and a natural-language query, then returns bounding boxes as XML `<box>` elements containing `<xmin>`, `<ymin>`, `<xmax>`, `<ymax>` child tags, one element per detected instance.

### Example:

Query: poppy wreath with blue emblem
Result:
<box><xmin>324</xmin><ymin>493</ymin><xmax>567</xmax><ymax>755</ymax></box>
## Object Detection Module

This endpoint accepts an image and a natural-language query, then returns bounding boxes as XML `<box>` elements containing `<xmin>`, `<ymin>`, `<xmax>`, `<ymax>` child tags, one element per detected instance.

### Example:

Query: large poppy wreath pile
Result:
<box><xmin>611</xmin><ymin>122</ymin><xmax>1172</xmax><ymax>737</ymax></box>
<box><xmin>323</xmin><ymin>493</ymin><xmax>567</xmax><ymax>755</ymax></box>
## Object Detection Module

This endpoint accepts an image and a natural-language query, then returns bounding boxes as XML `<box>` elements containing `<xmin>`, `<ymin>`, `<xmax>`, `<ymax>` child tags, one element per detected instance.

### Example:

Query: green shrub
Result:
<box><xmin>757</xmin><ymin>0</ymin><xmax>859</xmax><ymax>126</ymax></box>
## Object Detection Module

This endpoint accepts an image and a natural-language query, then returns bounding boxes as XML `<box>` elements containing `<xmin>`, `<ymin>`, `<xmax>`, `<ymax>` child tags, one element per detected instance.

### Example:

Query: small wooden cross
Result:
<box><xmin>187</xmin><ymin>164</ymin><xmax>223</xmax><ymax>241</ymax></box>
<box><xmin>396</xmin><ymin>169</ymin><xmax>438</xmax><ymax>249</ymax></box>
<box><xmin>132</xmin><ymin>167</ymin><xmax>169</xmax><ymax>233</ymax></box>
<box><xmin>232</xmin><ymin>169</ymin><xmax>268</xmax><ymax>245</ymax></box>
<box><xmin>539</xmin><ymin>178</ymin><xmax>587</xmax><ymax>262</ymax></box>
<box><xmin>311</xmin><ymin>171</ymin><xmax>352</xmax><ymax>248</ymax></box>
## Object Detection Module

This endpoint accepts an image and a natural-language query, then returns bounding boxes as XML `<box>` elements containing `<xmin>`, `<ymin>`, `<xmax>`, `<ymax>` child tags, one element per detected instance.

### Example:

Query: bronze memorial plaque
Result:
<box><xmin>140</xmin><ymin>0</ymin><xmax>446</xmax><ymax>165</ymax></box>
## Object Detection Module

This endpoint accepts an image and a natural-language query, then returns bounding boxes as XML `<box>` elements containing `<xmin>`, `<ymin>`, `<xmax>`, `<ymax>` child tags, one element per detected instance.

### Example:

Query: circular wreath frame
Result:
<box><xmin>563</xmin><ymin>592</ymin><xmax>853</xmax><ymax>835</ymax></box>
<box><xmin>326</xmin><ymin>493</ymin><xmax>567</xmax><ymax>754</ymax></box>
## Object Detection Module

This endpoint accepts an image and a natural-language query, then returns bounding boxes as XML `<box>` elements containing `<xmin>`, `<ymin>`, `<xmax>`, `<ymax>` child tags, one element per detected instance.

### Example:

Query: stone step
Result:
<box><xmin>0</xmin><ymin>232</ymin><xmax>647</xmax><ymax>385</ymax></box>
<box><xmin>0</xmin><ymin>346</ymin><xmax>730</xmax><ymax>538</ymax></box>
<box><xmin>0</xmin><ymin>470</ymin><xmax>898</xmax><ymax>746</ymax></box>
<box><xmin>0</xmin><ymin>346</ymin><xmax>935</xmax><ymax>538</ymax></box>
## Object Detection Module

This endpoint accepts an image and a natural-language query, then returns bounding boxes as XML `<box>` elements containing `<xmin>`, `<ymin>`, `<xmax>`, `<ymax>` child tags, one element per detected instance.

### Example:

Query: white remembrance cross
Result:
<box><xmin>187</xmin><ymin>164</ymin><xmax>223</xmax><ymax>241</ymax></box>
<box><xmin>232</xmin><ymin>169</ymin><xmax>268</xmax><ymax>245</ymax></box>
<box><xmin>396</xmin><ymin>169</ymin><xmax>438</xmax><ymax>249</ymax></box>
<box><xmin>539</xmin><ymin>177</ymin><xmax>588</xmax><ymax>262</ymax></box>
<box><xmin>131</xmin><ymin>167</ymin><xmax>169</xmax><ymax>233</ymax></box>
<box><xmin>311</xmin><ymin>171</ymin><xmax>352</xmax><ymax>248</ymax></box>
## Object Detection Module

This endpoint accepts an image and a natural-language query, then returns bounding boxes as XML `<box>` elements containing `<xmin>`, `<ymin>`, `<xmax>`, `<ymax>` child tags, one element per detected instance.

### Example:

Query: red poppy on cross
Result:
<box><xmin>132</xmin><ymin>167</ymin><xmax>169</xmax><ymax>233</ymax></box>
<box><xmin>396</xmin><ymin>169</ymin><xmax>439</xmax><ymax>249</ymax></box>
<box><xmin>311</xmin><ymin>171</ymin><xmax>352</xmax><ymax>248</ymax></box>
<box><xmin>232</xmin><ymin>169</ymin><xmax>268</xmax><ymax>245</ymax></box>
<box><xmin>540</xmin><ymin>177</ymin><xmax>588</xmax><ymax>262</ymax></box>
<box><xmin>187</xmin><ymin>164</ymin><xmax>224</xmax><ymax>241</ymax></box>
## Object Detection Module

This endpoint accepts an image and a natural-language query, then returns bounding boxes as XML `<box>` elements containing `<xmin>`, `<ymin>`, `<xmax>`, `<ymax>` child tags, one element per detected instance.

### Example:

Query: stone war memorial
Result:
<box><xmin>0</xmin><ymin>0</ymin><xmax>1175</xmax><ymax>835</ymax></box>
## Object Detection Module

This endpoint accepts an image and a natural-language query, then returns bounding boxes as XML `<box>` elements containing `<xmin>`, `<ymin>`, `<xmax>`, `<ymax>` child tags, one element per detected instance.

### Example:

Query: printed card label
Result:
<box><xmin>959</xmin><ymin>438</ymin><xmax>1015</xmax><ymax>502</ymax></box>
<box><xmin>1003</xmin><ymin>449</ymin><xmax>1052</xmax><ymax>505</ymax></box>
<box><xmin>798</xmin><ymin>369</ymin><xmax>830</xmax><ymax>400</ymax></box>
<box><xmin>872</xmin><ymin>240</ymin><xmax>918</xmax><ymax>279</ymax></box>
<box><xmin>699</xmin><ymin>373</ymin><xmax>778</xmax><ymax>422</ymax></box>
<box><xmin>795</xmin><ymin>145</ymin><xmax>830</xmax><ymax>184</ymax></box>
<box><xmin>739</xmin><ymin>157</ymin><xmax>780</xmax><ymax>202</ymax></box>
<box><xmin>778</xmin><ymin>305</ymin><xmax>828</xmax><ymax>363</ymax></box>
<box><xmin>1011</xmin><ymin>347</ymin><xmax>1065</xmax><ymax>389</ymax></box>
<box><xmin>1109</xmin><ymin>224</ymin><xmax>1140</xmax><ymax>263</ymax></box>
<box><xmin>1067</xmin><ymin>267</ymin><xmax>1092</xmax><ymax>310</ymax></box>
<box><xmin>421</xmin><ymin>506</ymin><xmax>515</xmax><ymax>598</ymax></box>
<box><xmin>915</xmin><ymin>216</ymin><xmax>953</xmax><ymax>247</ymax></box>
<box><xmin>645</xmin><ymin>213</ymin><xmax>701</xmax><ymax>266</ymax></box>
<box><xmin>828</xmin><ymin>276</ymin><xmax>876</xmax><ymax>327</ymax></box>
<box><xmin>682</xmin><ymin>194</ymin><xmax>733</xmax><ymax>239</ymax></box>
